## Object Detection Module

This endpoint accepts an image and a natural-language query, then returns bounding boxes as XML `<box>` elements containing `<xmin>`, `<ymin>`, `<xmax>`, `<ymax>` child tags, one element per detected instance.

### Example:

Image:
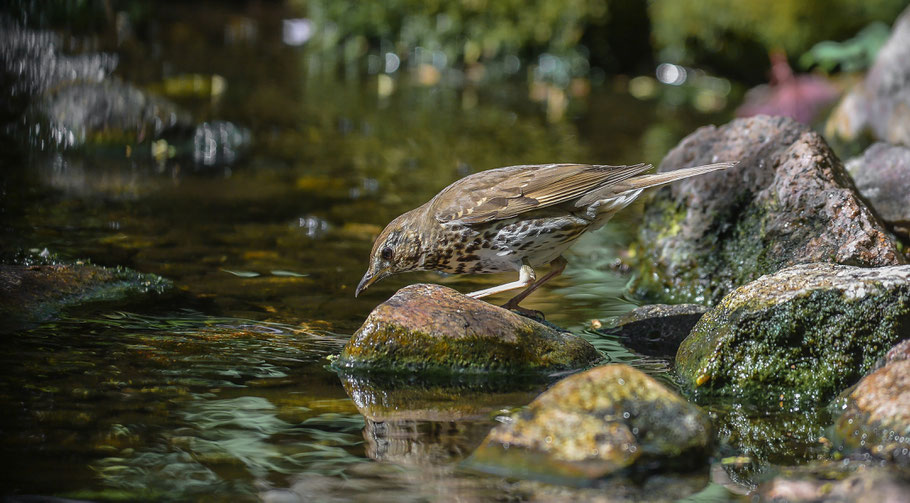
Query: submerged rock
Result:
<box><xmin>0</xmin><ymin>261</ymin><xmax>172</xmax><ymax>330</ymax></box>
<box><xmin>635</xmin><ymin>115</ymin><xmax>903</xmax><ymax>305</ymax></box>
<box><xmin>677</xmin><ymin>263</ymin><xmax>910</xmax><ymax>406</ymax></box>
<box><xmin>835</xmin><ymin>346</ymin><xmax>910</xmax><ymax>465</ymax></box>
<box><xmin>465</xmin><ymin>364</ymin><xmax>712</xmax><ymax>482</ymax></box>
<box><xmin>599</xmin><ymin>304</ymin><xmax>707</xmax><ymax>357</ymax></box>
<box><xmin>336</xmin><ymin>284</ymin><xmax>600</xmax><ymax>375</ymax></box>
<box><xmin>846</xmin><ymin>142</ymin><xmax>910</xmax><ymax>237</ymax></box>
<box><xmin>827</xmin><ymin>5</ymin><xmax>910</xmax><ymax>148</ymax></box>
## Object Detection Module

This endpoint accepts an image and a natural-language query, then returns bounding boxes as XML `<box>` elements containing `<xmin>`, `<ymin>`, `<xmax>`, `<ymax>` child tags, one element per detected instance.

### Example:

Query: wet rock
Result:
<box><xmin>465</xmin><ymin>364</ymin><xmax>712</xmax><ymax>482</ymax></box>
<box><xmin>335</xmin><ymin>284</ymin><xmax>600</xmax><ymax>375</ymax></box>
<box><xmin>0</xmin><ymin>261</ymin><xmax>172</xmax><ymax>330</ymax></box>
<box><xmin>827</xmin><ymin>5</ymin><xmax>910</xmax><ymax>148</ymax></box>
<box><xmin>599</xmin><ymin>304</ymin><xmax>707</xmax><ymax>357</ymax></box>
<box><xmin>845</xmin><ymin>142</ymin><xmax>910</xmax><ymax>237</ymax></box>
<box><xmin>635</xmin><ymin>115</ymin><xmax>904</xmax><ymax>305</ymax></box>
<box><xmin>677</xmin><ymin>263</ymin><xmax>910</xmax><ymax>406</ymax></box>
<box><xmin>757</xmin><ymin>462</ymin><xmax>910</xmax><ymax>503</ymax></box>
<box><xmin>835</xmin><ymin>348</ymin><xmax>910</xmax><ymax>465</ymax></box>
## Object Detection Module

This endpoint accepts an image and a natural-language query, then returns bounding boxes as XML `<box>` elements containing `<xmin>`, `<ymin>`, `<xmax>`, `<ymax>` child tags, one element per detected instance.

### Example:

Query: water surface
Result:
<box><xmin>0</xmin><ymin>3</ymin><xmax>736</xmax><ymax>500</ymax></box>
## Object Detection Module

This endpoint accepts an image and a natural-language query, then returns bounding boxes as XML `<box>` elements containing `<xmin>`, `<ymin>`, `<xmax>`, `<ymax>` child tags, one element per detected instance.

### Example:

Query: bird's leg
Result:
<box><xmin>466</xmin><ymin>263</ymin><xmax>536</xmax><ymax>299</ymax></box>
<box><xmin>501</xmin><ymin>256</ymin><xmax>568</xmax><ymax>310</ymax></box>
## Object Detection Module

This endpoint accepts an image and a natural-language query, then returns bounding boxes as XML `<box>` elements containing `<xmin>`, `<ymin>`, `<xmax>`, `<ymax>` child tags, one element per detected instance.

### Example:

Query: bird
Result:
<box><xmin>355</xmin><ymin>161</ymin><xmax>735</xmax><ymax>312</ymax></box>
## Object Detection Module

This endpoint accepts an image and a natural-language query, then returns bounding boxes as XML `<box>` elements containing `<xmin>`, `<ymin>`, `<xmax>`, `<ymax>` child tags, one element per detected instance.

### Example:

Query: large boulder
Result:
<box><xmin>835</xmin><ymin>341</ymin><xmax>910</xmax><ymax>465</ymax></box>
<box><xmin>827</xmin><ymin>5</ymin><xmax>910</xmax><ymax>148</ymax></box>
<box><xmin>635</xmin><ymin>115</ymin><xmax>903</xmax><ymax>305</ymax></box>
<box><xmin>465</xmin><ymin>364</ymin><xmax>713</xmax><ymax>482</ymax></box>
<box><xmin>676</xmin><ymin>263</ymin><xmax>910</xmax><ymax>405</ymax></box>
<box><xmin>845</xmin><ymin>142</ymin><xmax>910</xmax><ymax>238</ymax></box>
<box><xmin>335</xmin><ymin>284</ymin><xmax>601</xmax><ymax>375</ymax></box>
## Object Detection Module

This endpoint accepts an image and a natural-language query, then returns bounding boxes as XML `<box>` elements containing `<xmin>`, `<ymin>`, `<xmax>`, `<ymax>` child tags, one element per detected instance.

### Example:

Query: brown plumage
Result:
<box><xmin>356</xmin><ymin>161</ymin><xmax>735</xmax><ymax>311</ymax></box>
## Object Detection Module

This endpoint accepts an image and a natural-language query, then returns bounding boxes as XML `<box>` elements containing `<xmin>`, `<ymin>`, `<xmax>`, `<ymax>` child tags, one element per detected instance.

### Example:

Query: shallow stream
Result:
<box><xmin>0</xmin><ymin>3</ymin><xmax>808</xmax><ymax>501</ymax></box>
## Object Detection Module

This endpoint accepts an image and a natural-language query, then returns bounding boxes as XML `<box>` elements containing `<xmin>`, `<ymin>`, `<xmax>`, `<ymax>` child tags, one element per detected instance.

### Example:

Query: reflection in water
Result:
<box><xmin>340</xmin><ymin>372</ymin><xmax>544</xmax><ymax>466</ymax></box>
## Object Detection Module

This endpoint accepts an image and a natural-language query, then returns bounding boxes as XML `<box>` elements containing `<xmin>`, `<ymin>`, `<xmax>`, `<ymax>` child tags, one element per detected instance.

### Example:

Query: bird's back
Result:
<box><xmin>429</xmin><ymin>163</ymin><xmax>653</xmax><ymax>224</ymax></box>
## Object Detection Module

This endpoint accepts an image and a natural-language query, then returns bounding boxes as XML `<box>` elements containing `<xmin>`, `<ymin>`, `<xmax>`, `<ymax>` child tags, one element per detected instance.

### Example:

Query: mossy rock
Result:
<box><xmin>634</xmin><ymin>115</ymin><xmax>904</xmax><ymax>305</ymax></box>
<box><xmin>0</xmin><ymin>262</ymin><xmax>172</xmax><ymax>329</ymax></box>
<box><xmin>464</xmin><ymin>364</ymin><xmax>712</xmax><ymax>482</ymax></box>
<box><xmin>677</xmin><ymin>263</ymin><xmax>910</xmax><ymax>406</ymax></box>
<box><xmin>335</xmin><ymin>284</ymin><xmax>600</xmax><ymax>376</ymax></box>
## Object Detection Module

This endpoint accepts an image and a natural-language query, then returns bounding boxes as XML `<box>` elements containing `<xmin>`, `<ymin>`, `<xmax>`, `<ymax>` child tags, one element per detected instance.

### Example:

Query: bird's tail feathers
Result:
<box><xmin>625</xmin><ymin>162</ymin><xmax>736</xmax><ymax>190</ymax></box>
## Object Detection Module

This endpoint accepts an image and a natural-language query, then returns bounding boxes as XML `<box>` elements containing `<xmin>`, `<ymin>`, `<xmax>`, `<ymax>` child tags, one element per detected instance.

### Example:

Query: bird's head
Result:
<box><xmin>355</xmin><ymin>210</ymin><xmax>423</xmax><ymax>297</ymax></box>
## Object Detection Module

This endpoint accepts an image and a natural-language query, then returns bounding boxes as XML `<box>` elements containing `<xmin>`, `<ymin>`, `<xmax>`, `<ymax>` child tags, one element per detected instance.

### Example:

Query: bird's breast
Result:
<box><xmin>424</xmin><ymin>214</ymin><xmax>589</xmax><ymax>274</ymax></box>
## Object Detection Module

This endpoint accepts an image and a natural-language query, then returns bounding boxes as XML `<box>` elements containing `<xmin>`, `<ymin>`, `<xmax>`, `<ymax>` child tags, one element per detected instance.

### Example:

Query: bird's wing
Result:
<box><xmin>433</xmin><ymin>163</ymin><xmax>653</xmax><ymax>224</ymax></box>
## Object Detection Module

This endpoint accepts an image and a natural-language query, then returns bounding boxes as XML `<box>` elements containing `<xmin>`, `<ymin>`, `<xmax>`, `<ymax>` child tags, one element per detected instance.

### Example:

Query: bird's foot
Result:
<box><xmin>500</xmin><ymin>302</ymin><xmax>545</xmax><ymax>321</ymax></box>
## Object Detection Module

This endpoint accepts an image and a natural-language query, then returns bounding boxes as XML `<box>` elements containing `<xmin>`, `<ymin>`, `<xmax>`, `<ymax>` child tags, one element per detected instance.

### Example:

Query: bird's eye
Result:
<box><xmin>380</xmin><ymin>247</ymin><xmax>394</xmax><ymax>261</ymax></box>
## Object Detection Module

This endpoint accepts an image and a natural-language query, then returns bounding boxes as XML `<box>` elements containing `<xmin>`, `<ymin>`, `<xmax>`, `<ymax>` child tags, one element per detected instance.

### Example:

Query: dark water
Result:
<box><xmin>0</xmin><ymin>3</ymin><xmax>746</xmax><ymax>501</ymax></box>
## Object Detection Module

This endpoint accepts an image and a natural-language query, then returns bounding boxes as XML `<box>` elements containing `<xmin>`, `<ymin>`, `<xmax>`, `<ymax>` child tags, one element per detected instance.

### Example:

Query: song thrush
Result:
<box><xmin>356</xmin><ymin>162</ymin><xmax>734</xmax><ymax>310</ymax></box>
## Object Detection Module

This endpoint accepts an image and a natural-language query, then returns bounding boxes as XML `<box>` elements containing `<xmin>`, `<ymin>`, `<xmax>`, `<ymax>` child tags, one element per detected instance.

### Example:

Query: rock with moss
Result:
<box><xmin>834</xmin><ymin>343</ymin><xmax>910</xmax><ymax>465</ymax></box>
<box><xmin>827</xmin><ymin>5</ymin><xmax>910</xmax><ymax>149</ymax></box>
<box><xmin>845</xmin><ymin>142</ymin><xmax>910</xmax><ymax>238</ymax></box>
<box><xmin>599</xmin><ymin>304</ymin><xmax>707</xmax><ymax>357</ymax></box>
<box><xmin>635</xmin><ymin>115</ymin><xmax>904</xmax><ymax>305</ymax></box>
<box><xmin>0</xmin><ymin>261</ymin><xmax>172</xmax><ymax>330</ymax></box>
<box><xmin>465</xmin><ymin>364</ymin><xmax>712</xmax><ymax>482</ymax></box>
<box><xmin>677</xmin><ymin>263</ymin><xmax>910</xmax><ymax>406</ymax></box>
<box><xmin>336</xmin><ymin>283</ymin><xmax>600</xmax><ymax>375</ymax></box>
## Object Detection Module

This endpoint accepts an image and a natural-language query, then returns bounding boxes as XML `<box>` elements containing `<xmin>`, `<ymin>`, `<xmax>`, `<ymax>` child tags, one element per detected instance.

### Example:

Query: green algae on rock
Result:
<box><xmin>0</xmin><ymin>262</ymin><xmax>172</xmax><ymax>329</ymax></box>
<box><xmin>465</xmin><ymin>364</ymin><xmax>713</xmax><ymax>482</ymax></box>
<box><xmin>676</xmin><ymin>263</ymin><xmax>910</xmax><ymax>406</ymax></box>
<box><xmin>634</xmin><ymin>115</ymin><xmax>904</xmax><ymax>305</ymax></box>
<box><xmin>336</xmin><ymin>284</ymin><xmax>601</xmax><ymax>376</ymax></box>
<box><xmin>835</xmin><ymin>346</ymin><xmax>910</xmax><ymax>465</ymax></box>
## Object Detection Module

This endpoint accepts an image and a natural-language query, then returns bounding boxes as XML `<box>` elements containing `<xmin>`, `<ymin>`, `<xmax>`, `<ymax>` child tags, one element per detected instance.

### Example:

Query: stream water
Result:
<box><xmin>0</xmin><ymin>3</ymin><xmax>748</xmax><ymax>501</ymax></box>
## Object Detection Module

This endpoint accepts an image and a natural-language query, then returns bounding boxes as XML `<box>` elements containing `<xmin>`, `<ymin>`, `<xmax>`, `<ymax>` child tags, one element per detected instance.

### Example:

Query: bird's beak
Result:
<box><xmin>355</xmin><ymin>266</ymin><xmax>389</xmax><ymax>297</ymax></box>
